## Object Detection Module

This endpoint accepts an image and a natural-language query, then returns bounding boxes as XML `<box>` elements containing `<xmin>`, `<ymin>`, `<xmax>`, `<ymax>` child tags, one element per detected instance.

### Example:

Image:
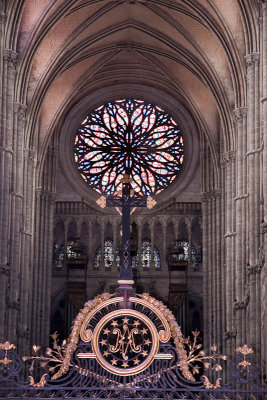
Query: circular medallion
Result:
<box><xmin>92</xmin><ymin>309</ymin><xmax>159</xmax><ymax>375</ymax></box>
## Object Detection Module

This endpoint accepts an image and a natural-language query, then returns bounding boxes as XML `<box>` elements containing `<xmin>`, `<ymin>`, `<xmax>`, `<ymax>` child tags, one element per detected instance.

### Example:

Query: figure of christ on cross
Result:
<box><xmin>96</xmin><ymin>173</ymin><xmax>156</xmax><ymax>299</ymax></box>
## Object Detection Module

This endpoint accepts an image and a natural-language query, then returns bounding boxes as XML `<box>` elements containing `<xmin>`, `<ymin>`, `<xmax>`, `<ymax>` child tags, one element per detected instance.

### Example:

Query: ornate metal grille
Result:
<box><xmin>1</xmin><ymin>293</ymin><xmax>266</xmax><ymax>399</ymax></box>
<box><xmin>74</xmin><ymin>99</ymin><xmax>184</xmax><ymax>196</ymax></box>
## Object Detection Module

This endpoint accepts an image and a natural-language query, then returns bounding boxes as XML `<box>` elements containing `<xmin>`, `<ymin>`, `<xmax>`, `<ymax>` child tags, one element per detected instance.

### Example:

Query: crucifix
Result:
<box><xmin>97</xmin><ymin>173</ymin><xmax>156</xmax><ymax>294</ymax></box>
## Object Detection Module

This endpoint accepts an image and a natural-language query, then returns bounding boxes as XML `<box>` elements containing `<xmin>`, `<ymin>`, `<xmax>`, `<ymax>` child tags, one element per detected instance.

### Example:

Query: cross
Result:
<box><xmin>96</xmin><ymin>174</ymin><xmax>156</xmax><ymax>283</ymax></box>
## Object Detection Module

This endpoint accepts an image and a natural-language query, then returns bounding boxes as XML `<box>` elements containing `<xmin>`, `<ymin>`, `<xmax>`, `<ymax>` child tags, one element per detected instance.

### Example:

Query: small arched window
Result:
<box><xmin>93</xmin><ymin>240</ymin><xmax>120</xmax><ymax>268</ymax></box>
<box><xmin>176</xmin><ymin>240</ymin><xmax>197</xmax><ymax>263</ymax></box>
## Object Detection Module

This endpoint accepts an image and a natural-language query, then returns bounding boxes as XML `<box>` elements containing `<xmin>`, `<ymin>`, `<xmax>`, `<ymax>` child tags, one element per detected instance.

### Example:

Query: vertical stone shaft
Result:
<box><xmin>223</xmin><ymin>151</ymin><xmax>236</xmax><ymax>356</ymax></box>
<box><xmin>234</xmin><ymin>107</ymin><xmax>248</xmax><ymax>346</ymax></box>
<box><xmin>0</xmin><ymin>49</ymin><xmax>17</xmax><ymax>342</ymax></box>
<box><xmin>31</xmin><ymin>147</ymin><xmax>57</xmax><ymax>348</ymax></box>
<box><xmin>8</xmin><ymin>103</ymin><xmax>27</xmax><ymax>352</ymax></box>
<box><xmin>260</xmin><ymin>0</ymin><xmax>267</xmax><ymax>378</ymax></box>
<box><xmin>22</xmin><ymin>150</ymin><xmax>36</xmax><ymax>354</ymax></box>
<box><xmin>245</xmin><ymin>53</ymin><xmax>261</xmax><ymax>352</ymax></box>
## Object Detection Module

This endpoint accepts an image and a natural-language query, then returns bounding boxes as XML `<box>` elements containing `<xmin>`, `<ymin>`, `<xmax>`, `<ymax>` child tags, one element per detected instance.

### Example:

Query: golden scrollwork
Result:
<box><xmin>129</xmin><ymin>296</ymin><xmax>171</xmax><ymax>343</ymax></box>
<box><xmin>80</xmin><ymin>296</ymin><xmax>123</xmax><ymax>342</ymax></box>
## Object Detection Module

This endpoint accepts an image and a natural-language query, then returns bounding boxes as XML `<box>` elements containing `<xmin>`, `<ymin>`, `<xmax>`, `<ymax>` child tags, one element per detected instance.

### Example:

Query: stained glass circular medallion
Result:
<box><xmin>74</xmin><ymin>99</ymin><xmax>184</xmax><ymax>196</ymax></box>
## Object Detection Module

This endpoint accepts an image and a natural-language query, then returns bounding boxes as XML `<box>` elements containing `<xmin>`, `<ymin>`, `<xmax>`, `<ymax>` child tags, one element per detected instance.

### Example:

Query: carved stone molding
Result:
<box><xmin>0</xmin><ymin>146</ymin><xmax>13</xmax><ymax>155</ymax></box>
<box><xmin>6</xmin><ymin>296</ymin><xmax>20</xmax><ymax>310</ymax></box>
<box><xmin>16</xmin><ymin>327</ymin><xmax>30</xmax><ymax>339</ymax></box>
<box><xmin>224</xmin><ymin>232</ymin><xmax>237</xmax><ymax>238</ymax></box>
<box><xmin>247</xmin><ymin>245</ymin><xmax>265</xmax><ymax>274</ymax></box>
<box><xmin>3</xmin><ymin>49</ymin><xmax>17</xmax><ymax>70</ymax></box>
<box><xmin>246</xmin><ymin>141</ymin><xmax>264</xmax><ymax>156</ymax></box>
<box><xmin>47</xmin><ymin>145</ymin><xmax>58</xmax><ymax>158</ymax></box>
<box><xmin>245</xmin><ymin>53</ymin><xmax>260</xmax><ymax>70</ymax></box>
<box><xmin>247</xmin><ymin>264</ymin><xmax>262</xmax><ymax>275</ymax></box>
<box><xmin>0</xmin><ymin>13</ymin><xmax>6</xmax><ymax>24</ymax></box>
<box><xmin>200</xmin><ymin>146</ymin><xmax>210</xmax><ymax>160</ymax></box>
<box><xmin>262</xmin><ymin>221</ymin><xmax>267</xmax><ymax>234</ymax></box>
<box><xmin>224</xmin><ymin>328</ymin><xmax>237</xmax><ymax>340</ymax></box>
<box><xmin>233</xmin><ymin>107</ymin><xmax>247</xmax><ymax>123</ymax></box>
<box><xmin>233</xmin><ymin>284</ymin><xmax>250</xmax><ymax>310</ymax></box>
<box><xmin>24</xmin><ymin>149</ymin><xmax>36</xmax><ymax>166</ymax></box>
<box><xmin>220</xmin><ymin>150</ymin><xmax>235</xmax><ymax>167</ymax></box>
<box><xmin>200</xmin><ymin>189</ymin><xmax>221</xmax><ymax>202</ymax></box>
<box><xmin>36</xmin><ymin>188</ymin><xmax>57</xmax><ymax>202</ymax></box>
<box><xmin>234</xmin><ymin>194</ymin><xmax>248</xmax><ymax>201</ymax></box>
<box><xmin>0</xmin><ymin>264</ymin><xmax>10</xmax><ymax>274</ymax></box>
<box><xmin>14</xmin><ymin>102</ymin><xmax>27</xmax><ymax>120</ymax></box>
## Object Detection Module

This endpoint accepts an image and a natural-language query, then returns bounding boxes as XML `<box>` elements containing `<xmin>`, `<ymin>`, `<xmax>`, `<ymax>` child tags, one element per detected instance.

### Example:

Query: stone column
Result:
<box><xmin>0</xmin><ymin>49</ymin><xmax>17</xmax><ymax>342</ymax></box>
<box><xmin>31</xmin><ymin>145</ymin><xmax>57</xmax><ymax>348</ymax></box>
<box><xmin>221</xmin><ymin>151</ymin><xmax>236</xmax><ymax>356</ymax></box>
<box><xmin>260</xmin><ymin>0</ymin><xmax>267</xmax><ymax>378</ymax></box>
<box><xmin>201</xmin><ymin>189</ymin><xmax>223</xmax><ymax>352</ymax></box>
<box><xmin>233</xmin><ymin>107</ymin><xmax>248</xmax><ymax>347</ymax></box>
<box><xmin>245</xmin><ymin>52</ymin><xmax>261</xmax><ymax>353</ymax></box>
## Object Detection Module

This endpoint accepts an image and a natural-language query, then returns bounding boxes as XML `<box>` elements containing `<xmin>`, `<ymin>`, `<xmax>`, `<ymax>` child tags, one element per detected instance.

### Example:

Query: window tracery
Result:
<box><xmin>74</xmin><ymin>99</ymin><xmax>184</xmax><ymax>196</ymax></box>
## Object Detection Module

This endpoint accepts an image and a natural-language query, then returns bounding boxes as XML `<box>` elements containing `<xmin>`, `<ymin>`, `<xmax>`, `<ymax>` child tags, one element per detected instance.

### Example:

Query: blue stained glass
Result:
<box><xmin>93</xmin><ymin>240</ymin><xmax>116</xmax><ymax>268</ymax></box>
<box><xmin>74</xmin><ymin>99</ymin><xmax>184</xmax><ymax>196</ymax></box>
<box><xmin>176</xmin><ymin>240</ymin><xmax>197</xmax><ymax>262</ymax></box>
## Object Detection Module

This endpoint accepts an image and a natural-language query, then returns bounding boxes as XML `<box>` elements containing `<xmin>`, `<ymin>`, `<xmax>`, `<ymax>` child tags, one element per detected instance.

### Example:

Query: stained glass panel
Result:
<box><xmin>176</xmin><ymin>240</ymin><xmax>197</xmax><ymax>263</ymax></box>
<box><xmin>74</xmin><ymin>99</ymin><xmax>184</xmax><ymax>196</ymax></box>
<box><xmin>93</xmin><ymin>240</ymin><xmax>160</xmax><ymax>269</ymax></box>
<box><xmin>93</xmin><ymin>240</ymin><xmax>115</xmax><ymax>268</ymax></box>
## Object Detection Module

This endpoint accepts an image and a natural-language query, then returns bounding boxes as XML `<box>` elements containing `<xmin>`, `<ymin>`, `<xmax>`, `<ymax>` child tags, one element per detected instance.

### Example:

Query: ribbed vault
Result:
<box><xmin>3</xmin><ymin>0</ymin><xmax>259</xmax><ymax>170</ymax></box>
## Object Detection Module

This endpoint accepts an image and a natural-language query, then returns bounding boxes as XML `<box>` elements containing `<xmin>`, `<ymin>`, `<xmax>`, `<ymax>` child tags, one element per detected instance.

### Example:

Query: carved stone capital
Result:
<box><xmin>224</xmin><ymin>328</ymin><xmax>237</xmax><ymax>340</ymax></box>
<box><xmin>24</xmin><ymin>149</ymin><xmax>36</xmax><ymax>166</ymax></box>
<box><xmin>220</xmin><ymin>150</ymin><xmax>235</xmax><ymax>167</ymax></box>
<box><xmin>245</xmin><ymin>53</ymin><xmax>260</xmax><ymax>70</ymax></box>
<box><xmin>233</xmin><ymin>107</ymin><xmax>247</xmax><ymax>123</ymax></box>
<box><xmin>247</xmin><ymin>264</ymin><xmax>262</xmax><ymax>275</ymax></box>
<box><xmin>3</xmin><ymin>49</ymin><xmax>17</xmax><ymax>70</ymax></box>
<box><xmin>14</xmin><ymin>102</ymin><xmax>27</xmax><ymax>119</ymax></box>
<box><xmin>200</xmin><ymin>189</ymin><xmax>221</xmax><ymax>202</ymax></box>
<box><xmin>233</xmin><ymin>284</ymin><xmax>250</xmax><ymax>310</ymax></box>
<box><xmin>36</xmin><ymin>188</ymin><xmax>56</xmax><ymax>202</ymax></box>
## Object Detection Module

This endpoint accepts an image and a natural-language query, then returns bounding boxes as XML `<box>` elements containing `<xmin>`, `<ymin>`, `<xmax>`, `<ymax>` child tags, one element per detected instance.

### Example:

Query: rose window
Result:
<box><xmin>74</xmin><ymin>99</ymin><xmax>184</xmax><ymax>196</ymax></box>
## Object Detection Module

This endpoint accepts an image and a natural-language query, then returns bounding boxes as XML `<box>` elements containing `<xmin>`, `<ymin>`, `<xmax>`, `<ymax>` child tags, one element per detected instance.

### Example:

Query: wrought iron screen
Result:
<box><xmin>0</xmin><ymin>293</ymin><xmax>266</xmax><ymax>399</ymax></box>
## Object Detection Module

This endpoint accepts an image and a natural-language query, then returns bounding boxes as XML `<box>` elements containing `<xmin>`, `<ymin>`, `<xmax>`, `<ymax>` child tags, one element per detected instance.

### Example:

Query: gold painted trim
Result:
<box><xmin>129</xmin><ymin>296</ymin><xmax>171</xmax><ymax>343</ymax></box>
<box><xmin>77</xmin><ymin>353</ymin><xmax>96</xmax><ymax>358</ymax></box>
<box><xmin>154</xmin><ymin>353</ymin><xmax>173</xmax><ymax>359</ymax></box>
<box><xmin>80</xmin><ymin>297</ymin><xmax>123</xmax><ymax>342</ymax></box>
<box><xmin>92</xmin><ymin>309</ymin><xmax>159</xmax><ymax>376</ymax></box>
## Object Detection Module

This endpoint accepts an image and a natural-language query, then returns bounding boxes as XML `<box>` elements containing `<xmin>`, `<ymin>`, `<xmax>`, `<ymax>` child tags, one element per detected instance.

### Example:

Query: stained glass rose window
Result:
<box><xmin>74</xmin><ymin>99</ymin><xmax>184</xmax><ymax>196</ymax></box>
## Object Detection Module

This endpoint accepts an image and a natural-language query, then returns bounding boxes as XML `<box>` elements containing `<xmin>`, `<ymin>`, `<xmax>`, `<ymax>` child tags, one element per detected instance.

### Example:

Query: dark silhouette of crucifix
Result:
<box><xmin>97</xmin><ymin>173</ymin><xmax>156</xmax><ymax>297</ymax></box>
